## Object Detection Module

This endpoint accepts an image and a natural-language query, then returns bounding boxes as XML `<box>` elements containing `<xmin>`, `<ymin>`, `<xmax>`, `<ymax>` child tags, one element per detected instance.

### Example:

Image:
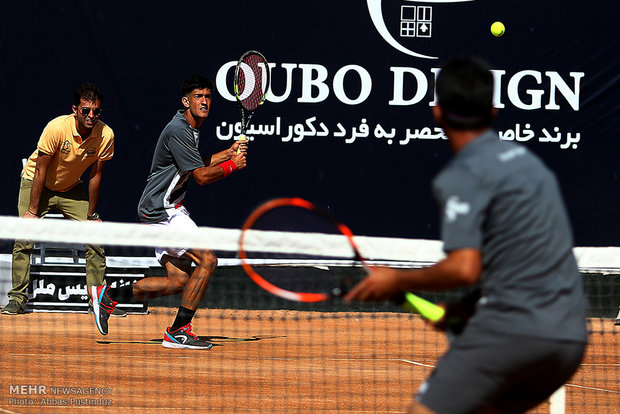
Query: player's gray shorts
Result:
<box><xmin>416</xmin><ymin>331</ymin><xmax>586</xmax><ymax>414</ymax></box>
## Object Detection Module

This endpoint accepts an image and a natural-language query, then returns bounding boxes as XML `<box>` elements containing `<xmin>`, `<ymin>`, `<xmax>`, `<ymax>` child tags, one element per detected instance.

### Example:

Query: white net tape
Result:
<box><xmin>0</xmin><ymin>215</ymin><xmax>618</xmax><ymax>272</ymax></box>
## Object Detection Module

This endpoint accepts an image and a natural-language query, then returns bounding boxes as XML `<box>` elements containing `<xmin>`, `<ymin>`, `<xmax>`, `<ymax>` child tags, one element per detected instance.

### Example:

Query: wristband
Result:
<box><xmin>219</xmin><ymin>160</ymin><xmax>237</xmax><ymax>177</ymax></box>
<box><xmin>27</xmin><ymin>209</ymin><xmax>38</xmax><ymax>216</ymax></box>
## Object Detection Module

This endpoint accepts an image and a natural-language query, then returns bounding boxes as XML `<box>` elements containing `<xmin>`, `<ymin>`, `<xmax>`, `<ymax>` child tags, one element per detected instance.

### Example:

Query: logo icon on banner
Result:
<box><xmin>367</xmin><ymin>0</ymin><xmax>477</xmax><ymax>60</ymax></box>
<box><xmin>400</xmin><ymin>5</ymin><xmax>432</xmax><ymax>38</ymax></box>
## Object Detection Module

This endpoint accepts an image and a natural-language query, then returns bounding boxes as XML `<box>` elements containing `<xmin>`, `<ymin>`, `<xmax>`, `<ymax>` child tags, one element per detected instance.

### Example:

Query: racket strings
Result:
<box><xmin>237</xmin><ymin>54</ymin><xmax>267</xmax><ymax>111</ymax></box>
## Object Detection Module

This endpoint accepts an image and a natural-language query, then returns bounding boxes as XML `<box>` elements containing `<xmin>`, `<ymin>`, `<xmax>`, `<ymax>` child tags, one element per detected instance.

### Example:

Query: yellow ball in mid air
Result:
<box><xmin>491</xmin><ymin>21</ymin><xmax>505</xmax><ymax>37</ymax></box>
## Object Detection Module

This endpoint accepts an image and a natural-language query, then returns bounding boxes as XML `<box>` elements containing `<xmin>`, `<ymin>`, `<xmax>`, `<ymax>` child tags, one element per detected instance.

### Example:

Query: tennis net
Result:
<box><xmin>0</xmin><ymin>216</ymin><xmax>617</xmax><ymax>413</ymax></box>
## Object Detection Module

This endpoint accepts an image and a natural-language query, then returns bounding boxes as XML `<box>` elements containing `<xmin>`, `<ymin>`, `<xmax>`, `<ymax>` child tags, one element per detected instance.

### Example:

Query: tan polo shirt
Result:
<box><xmin>22</xmin><ymin>114</ymin><xmax>114</xmax><ymax>192</ymax></box>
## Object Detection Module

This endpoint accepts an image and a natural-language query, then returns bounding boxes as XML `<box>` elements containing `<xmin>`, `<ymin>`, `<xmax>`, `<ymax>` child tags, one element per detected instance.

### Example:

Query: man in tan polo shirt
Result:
<box><xmin>2</xmin><ymin>83</ymin><xmax>124</xmax><ymax>316</ymax></box>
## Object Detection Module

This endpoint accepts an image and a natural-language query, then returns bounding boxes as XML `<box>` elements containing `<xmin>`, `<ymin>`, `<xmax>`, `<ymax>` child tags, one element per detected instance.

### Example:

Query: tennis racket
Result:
<box><xmin>233</xmin><ymin>50</ymin><xmax>270</xmax><ymax>153</ymax></box>
<box><xmin>238</xmin><ymin>197</ymin><xmax>445</xmax><ymax>322</ymax></box>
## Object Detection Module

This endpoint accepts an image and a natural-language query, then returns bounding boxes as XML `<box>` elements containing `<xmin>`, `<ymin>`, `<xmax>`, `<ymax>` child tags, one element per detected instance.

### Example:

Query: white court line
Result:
<box><xmin>565</xmin><ymin>383</ymin><xmax>620</xmax><ymax>394</ymax></box>
<box><xmin>8</xmin><ymin>353</ymin><xmax>434</xmax><ymax>368</ymax></box>
<box><xmin>390</xmin><ymin>358</ymin><xmax>437</xmax><ymax>369</ymax></box>
<box><xmin>391</xmin><ymin>358</ymin><xmax>620</xmax><ymax>396</ymax></box>
<box><xmin>580</xmin><ymin>363</ymin><xmax>620</xmax><ymax>367</ymax></box>
<box><xmin>259</xmin><ymin>356</ymin><xmax>436</xmax><ymax>368</ymax></box>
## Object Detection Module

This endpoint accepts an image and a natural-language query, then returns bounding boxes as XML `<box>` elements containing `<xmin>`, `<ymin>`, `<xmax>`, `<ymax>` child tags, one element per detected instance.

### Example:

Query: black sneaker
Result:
<box><xmin>90</xmin><ymin>286</ymin><xmax>118</xmax><ymax>335</ymax></box>
<box><xmin>162</xmin><ymin>324</ymin><xmax>213</xmax><ymax>350</ymax></box>
<box><xmin>1</xmin><ymin>300</ymin><xmax>25</xmax><ymax>315</ymax></box>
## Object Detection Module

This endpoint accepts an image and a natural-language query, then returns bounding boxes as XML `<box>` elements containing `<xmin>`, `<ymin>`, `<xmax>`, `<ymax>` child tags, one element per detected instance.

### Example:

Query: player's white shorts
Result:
<box><xmin>149</xmin><ymin>206</ymin><xmax>198</xmax><ymax>264</ymax></box>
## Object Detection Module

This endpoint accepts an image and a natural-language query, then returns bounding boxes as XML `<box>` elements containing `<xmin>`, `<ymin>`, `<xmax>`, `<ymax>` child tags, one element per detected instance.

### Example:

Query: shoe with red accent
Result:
<box><xmin>162</xmin><ymin>323</ymin><xmax>212</xmax><ymax>350</ymax></box>
<box><xmin>90</xmin><ymin>286</ymin><xmax>117</xmax><ymax>336</ymax></box>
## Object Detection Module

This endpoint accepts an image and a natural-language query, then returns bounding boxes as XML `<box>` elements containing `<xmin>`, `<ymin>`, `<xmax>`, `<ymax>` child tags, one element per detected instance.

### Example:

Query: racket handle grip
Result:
<box><xmin>236</xmin><ymin>135</ymin><xmax>247</xmax><ymax>154</ymax></box>
<box><xmin>395</xmin><ymin>293</ymin><xmax>467</xmax><ymax>336</ymax></box>
<box><xmin>395</xmin><ymin>292</ymin><xmax>445</xmax><ymax>322</ymax></box>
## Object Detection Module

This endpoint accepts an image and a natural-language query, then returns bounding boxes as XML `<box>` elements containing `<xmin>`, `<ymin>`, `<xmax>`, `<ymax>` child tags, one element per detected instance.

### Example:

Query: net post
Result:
<box><xmin>548</xmin><ymin>385</ymin><xmax>565</xmax><ymax>414</ymax></box>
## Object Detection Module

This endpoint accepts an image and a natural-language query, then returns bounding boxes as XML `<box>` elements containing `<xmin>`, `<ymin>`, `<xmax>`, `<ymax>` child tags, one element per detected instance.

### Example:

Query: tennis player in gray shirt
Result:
<box><xmin>346</xmin><ymin>57</ymin><xmax>587</xmax><ymax>414</ymax></box>
<box><xmin>91</xmin><ymin>75</ymin><xmax>247</xmax><ymax>350</ymax></box>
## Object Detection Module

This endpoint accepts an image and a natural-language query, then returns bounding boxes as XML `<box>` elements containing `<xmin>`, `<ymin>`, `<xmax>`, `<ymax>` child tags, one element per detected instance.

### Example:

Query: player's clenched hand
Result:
<box><xmin>232</xmin><ymin>152</ymin><xmax>247</xmax><ymax>170</ymax></box>
<box><xmin>230</xmin><ymin>139</ymin><xmax>247</xmax><ymax>156</ymax></box>
<box><xmin>433</xmin><ymin>300</ymin><xmax>470</xmax><ymax>334</ymax></box>
<box><xmin>344</xmin><ymin>267</ymin><xmax>401</xmax><ymax>302</ymax></box>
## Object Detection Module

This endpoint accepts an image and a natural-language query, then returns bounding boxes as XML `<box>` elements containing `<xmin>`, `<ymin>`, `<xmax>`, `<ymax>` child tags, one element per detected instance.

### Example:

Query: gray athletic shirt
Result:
<box><xmin>432</xmin><ymin>130</ymin><xmax>587</xmax><ymax>342</ymax></box>
<box><xmin>137</xmin><ymin>110</ymin><xmax>205</xmax><ymax>223</ymax></box>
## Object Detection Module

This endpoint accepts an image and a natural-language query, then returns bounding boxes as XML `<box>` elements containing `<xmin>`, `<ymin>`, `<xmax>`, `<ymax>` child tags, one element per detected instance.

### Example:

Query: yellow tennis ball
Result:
<box><xmin>491</xmin><ymin>21</ymin><xmax>505</xmax><ymax>37</ymax></box>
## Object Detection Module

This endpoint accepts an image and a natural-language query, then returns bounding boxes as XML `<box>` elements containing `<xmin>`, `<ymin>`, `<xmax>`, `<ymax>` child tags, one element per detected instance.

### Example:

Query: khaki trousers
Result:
<box><xmin>9</xmin><ymin>178</ymin><xmax>106</xmax><ymax>305</ymax></box>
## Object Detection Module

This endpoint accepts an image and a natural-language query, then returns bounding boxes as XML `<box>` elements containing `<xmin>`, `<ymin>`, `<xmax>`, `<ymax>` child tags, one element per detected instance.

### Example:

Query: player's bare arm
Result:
<box><xmin>192</xmin><ymin>151</ymin><xmax>246</xmax><ymax>185</ymax></box>
<box><xmin>206</xmin><ymin>141</ymin><xmax>247</xmax><ymax>167</ymax></box>
<box><xmin>25</xmin><ymin>151</ymin><xmax>52</xmax><ymax>218</ymax></box>
<box><xmin>344</xmin><ymin>248</ymin><xmax>481</xmax><ymax>302</ymax></box>
<box><xmin>87</xmin><ymin>160</ymin><xmax>106</xmax><ymax>220</ymax></box>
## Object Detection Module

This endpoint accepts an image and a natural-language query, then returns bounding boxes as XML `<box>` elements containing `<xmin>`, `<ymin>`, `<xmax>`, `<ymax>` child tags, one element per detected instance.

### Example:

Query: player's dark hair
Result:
<box><xmin>73</xmin><ymin>83</ymin><xmax>104</xmax><ymax>106</ymax></box>
<box><xmin>436</xmin><ymin>57</ymin><xmax>494</xmax><ymax>130</ymax></box>
<box><xmin>181</xmin><ymin>75</ymin><xmax>215</xmax><ymax>96</ymax></box>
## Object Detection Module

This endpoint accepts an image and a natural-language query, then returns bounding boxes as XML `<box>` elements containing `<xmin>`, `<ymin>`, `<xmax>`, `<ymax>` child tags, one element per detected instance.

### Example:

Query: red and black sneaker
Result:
<box><xmin>162</xmin><ymin>323</ymin><xmax>212</xmax><ymax>350</ymax></box>
<box><xmin>90</xmin><ymin>286</ymin><xmax>117</xmax><ymax>336</ymax></box>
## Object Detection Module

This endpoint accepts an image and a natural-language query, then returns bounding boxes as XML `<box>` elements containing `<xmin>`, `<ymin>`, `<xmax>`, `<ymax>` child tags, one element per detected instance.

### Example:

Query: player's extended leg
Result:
<box><xmin>177</xmin><ymin>249</ymin><xmax>217</xmax><ymax>310</ymax></box>
<box><xmin>161</xmin><ymin>249</ymin><xmax>217</xmax><ymax>350</ymax></box>
<box><xmin>90</xmin><ymin>257</ymin><xmax>194</xmax><ymax>336</ymax></box>
<box><xmin>131</xmin><ymin>257</ymin><xmax>193</xmax><ymax>299</ymax></box>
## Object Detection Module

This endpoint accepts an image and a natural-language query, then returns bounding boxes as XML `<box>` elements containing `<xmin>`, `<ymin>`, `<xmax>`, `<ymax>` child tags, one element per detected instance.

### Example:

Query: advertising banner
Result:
<box><xmin>0</xmin><ymin>1</ymin><xmax>617</xmax><ymax>245</ymax></box>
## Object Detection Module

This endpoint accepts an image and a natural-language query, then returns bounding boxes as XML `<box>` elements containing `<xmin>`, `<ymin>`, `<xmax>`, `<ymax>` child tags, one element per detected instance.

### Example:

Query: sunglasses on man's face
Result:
<box><xmin>78</xmin><ymin>107</ymin><xmax>102</xmax><ymax>117</ymax></box>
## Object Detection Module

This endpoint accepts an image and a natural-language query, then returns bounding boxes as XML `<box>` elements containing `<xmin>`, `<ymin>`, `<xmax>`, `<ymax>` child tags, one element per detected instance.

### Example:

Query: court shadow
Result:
<box><xmin>96</xmin><ymin>335</ymin><xmax>286</xmax><ymax>345</ymax></box>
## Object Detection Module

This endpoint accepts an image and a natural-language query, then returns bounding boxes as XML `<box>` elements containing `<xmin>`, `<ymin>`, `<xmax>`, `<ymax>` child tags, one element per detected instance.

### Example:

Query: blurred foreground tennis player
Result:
<box><xmin>90</xmin><ymin>75</ymin><xmax>247</xmax><ymax>349</ymax></box>
<box><xmin>345</xmin><ymin>57</ymin><xmax>587</xmax><ymax>413</ymax></box>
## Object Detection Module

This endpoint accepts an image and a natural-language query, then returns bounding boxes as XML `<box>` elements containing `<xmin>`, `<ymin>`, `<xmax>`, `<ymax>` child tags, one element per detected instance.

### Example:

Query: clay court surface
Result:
<box><xmin>0</xmin><ymin>309</ymin><xmax>618</xmax><ymax>413</ymax></box>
